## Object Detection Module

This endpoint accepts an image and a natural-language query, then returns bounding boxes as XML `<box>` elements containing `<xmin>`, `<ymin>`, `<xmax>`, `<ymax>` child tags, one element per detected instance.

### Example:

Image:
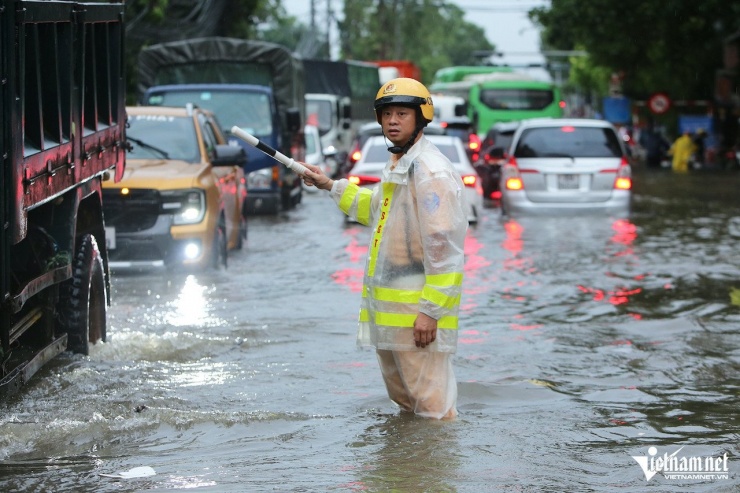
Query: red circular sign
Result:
<box><xmin>648</xmin><ymin>92</ymin><xmax>671</xmax><ymax>114</ymax></box>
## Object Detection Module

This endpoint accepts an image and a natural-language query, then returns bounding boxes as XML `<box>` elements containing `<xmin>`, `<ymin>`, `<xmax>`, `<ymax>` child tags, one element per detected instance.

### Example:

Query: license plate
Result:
<box><xmin>558</xmin><ymin>174</ymin><xmax>579</xmax><ymax>189</ymax></box>
<box><xmin>105</xmin><ymin>226</ymin><xmax>116</xmax><ymax>250</ymax></box>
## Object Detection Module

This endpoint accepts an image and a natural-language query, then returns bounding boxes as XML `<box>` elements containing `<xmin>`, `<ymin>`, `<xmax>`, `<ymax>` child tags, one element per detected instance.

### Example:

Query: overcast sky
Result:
<box><xmin>280</xmin><ymin>0</ymin><xmax>550</xmax><ymax>73</ymax></box>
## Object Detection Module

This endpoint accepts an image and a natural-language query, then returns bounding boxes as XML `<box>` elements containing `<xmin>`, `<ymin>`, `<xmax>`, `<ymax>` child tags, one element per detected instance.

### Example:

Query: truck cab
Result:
<box><xmin>137</xmin><ymin>37</ymin><xmax>307</xmax><ymax>216</ymax></box>
<box><xmin>143</xmin><ymin>84</ymin><xmax>300</xmax><ymax>215</ymax></box>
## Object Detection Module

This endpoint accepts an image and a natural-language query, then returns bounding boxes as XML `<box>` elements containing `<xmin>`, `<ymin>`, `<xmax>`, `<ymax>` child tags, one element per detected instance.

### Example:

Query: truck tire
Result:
<box><xmin>59</xmin><ymin>234</ymin><xmax>107</xmax><ymax>355</ymax></box>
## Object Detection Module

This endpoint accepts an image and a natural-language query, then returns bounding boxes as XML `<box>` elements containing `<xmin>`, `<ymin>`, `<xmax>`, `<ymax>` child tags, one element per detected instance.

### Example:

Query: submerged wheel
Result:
<box><xmin>212</xmin><ymin>215</ymin><xmax>228</xmax><ymax>269</ymax></box>
<box><xmin>235</xmin><ymin>212</ymin><xmax>248</xmax><ymax>250</ymax></box>
<box><xmin>59</xmin><ymin>234</ymin><xmax>107</xmax><ymax>355</ymax></box>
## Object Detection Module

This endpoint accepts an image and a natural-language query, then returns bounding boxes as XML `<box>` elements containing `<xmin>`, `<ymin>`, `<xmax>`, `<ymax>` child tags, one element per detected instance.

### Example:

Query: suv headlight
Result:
<box><xmin>160</xmin><ymin>189</ymin><xmax>206</xmax><ymax>225</ymax></box>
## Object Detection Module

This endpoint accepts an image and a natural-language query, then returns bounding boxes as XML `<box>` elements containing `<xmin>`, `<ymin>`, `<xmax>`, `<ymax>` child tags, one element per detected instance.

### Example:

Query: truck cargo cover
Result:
<box><xmin>303</xmin><ymin>59</ymin><xmax>351</xmax><ymax>97</ymax></box>
<box><xmin>138</xmin><ymin>37</ymin><xmax>305</xmax><ymax>123</ymax></box>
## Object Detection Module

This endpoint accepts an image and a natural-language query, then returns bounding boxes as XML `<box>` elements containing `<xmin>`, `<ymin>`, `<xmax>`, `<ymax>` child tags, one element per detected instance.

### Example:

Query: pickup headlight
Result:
<box><xmin>160</xmin><ymin>189</ymin><xmax>206</xmax><ymax>225</ymax></box>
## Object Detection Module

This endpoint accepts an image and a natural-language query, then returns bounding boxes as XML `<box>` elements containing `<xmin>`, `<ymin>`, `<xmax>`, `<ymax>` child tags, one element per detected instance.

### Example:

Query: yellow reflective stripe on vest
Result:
<box><xmin>367</xmin><ymin>182</ymin><xmax>396</xmax><ymax>277</ymax></box>
<box><xmin>338</xmin><ymin>183</ymin><xmax>359</xmax><ymax>214</ymax></box>
<box><xmin>364</xmin><ymin>310</ymin><xmax>458</xmax><ymax>329</ymax></box>
<box><xmin>426</xmin><ymin>272</ymin><xmax>463</xmax><ymax>287</ymax></box>
<box><xmin>372</xmin><ymin>286</ymin><xmax>421</xmax><ymax>304</ymax></box>
<box><xmin>422</xmin><ymin>285</ymin><xmax>460</xmax><ymax>310</ymax></box>
<box><xmin>356</xmin><ymin>188</ymin><xmax>372</xmax><ymax>225</ymax></box>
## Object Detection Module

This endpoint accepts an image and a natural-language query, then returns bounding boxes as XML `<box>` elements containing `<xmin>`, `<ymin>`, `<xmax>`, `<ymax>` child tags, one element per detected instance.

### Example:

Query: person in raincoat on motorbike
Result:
<box><xmin>301</xmin><ymin>78</ymin><xmax>468</xmax><ymax>420</ymax></box>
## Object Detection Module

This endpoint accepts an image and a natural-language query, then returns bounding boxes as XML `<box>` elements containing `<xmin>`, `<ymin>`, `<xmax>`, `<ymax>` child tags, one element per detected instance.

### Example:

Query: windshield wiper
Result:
<box><xmin>127</xmin><ymin>137</ymin><xmax>170</xmax><ymax>159</ymax></box>
<box><xmin>545</xmin><ymin>152</ymin><xmax>576</xmax><ymax>161</ymax></box>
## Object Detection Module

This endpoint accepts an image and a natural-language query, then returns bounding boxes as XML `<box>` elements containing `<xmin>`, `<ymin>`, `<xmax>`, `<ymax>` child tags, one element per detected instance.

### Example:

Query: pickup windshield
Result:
<box><xmin>127</xmin><ymin>115</ymin><xmax>199</xmax><ymax>162</ymax></box>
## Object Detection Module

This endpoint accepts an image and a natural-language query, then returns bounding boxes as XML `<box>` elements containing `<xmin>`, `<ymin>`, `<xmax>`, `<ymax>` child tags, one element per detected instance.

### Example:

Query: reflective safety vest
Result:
<box><xmin>330</xmin><ymin>136</ymin><xmax>468</xmax><ymax>352</ymax></box>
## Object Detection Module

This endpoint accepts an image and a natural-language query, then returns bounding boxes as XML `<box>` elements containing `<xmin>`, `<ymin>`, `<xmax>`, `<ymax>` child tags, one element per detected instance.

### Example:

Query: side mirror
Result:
<box><xmin>286</xmin><ymin>108</ymin><xmax>301</xmax><ymax>133</ymax></box>
<box><xmin>212</xmin><ymin>144</ymin><xmax>247</xmax><ymax>167</ymax></box>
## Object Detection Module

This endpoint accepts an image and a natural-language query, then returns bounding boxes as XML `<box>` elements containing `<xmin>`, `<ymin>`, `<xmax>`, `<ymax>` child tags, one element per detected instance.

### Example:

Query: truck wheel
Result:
<box><xmin>60</xmin><ymin>234</ymin><xmax>107</xmax><ymax>355</ymax></box>
<box><xmin>212</xmin><ymin>215</ymin><xmax>228</xmax><ymax>269</ymax></box>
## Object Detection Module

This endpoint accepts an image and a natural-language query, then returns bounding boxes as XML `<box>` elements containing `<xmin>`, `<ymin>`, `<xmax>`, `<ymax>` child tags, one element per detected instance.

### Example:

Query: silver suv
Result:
<box><xmin>500</xmin><ymin>118</ymin><xmax>632</xmax><ymax>216</ymax></box>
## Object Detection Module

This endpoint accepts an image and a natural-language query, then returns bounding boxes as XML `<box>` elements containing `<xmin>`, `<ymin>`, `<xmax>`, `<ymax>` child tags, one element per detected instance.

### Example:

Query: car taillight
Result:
<box><xmin>504</xmin><ymin>155</ymin><xmax>524</xmax><ymax>190</ymax></box>
<box><xmin>461</xmin><ymin>174</ymin><xmax>477</xmax><ymax>188</ymax></box>
<box><xmin>350</xmin><ymin>149</ymin><xmax>362</xmax><ymax>164</ymax></box>
<box><xmin>614</xmin><ymin>157</ymin><xmax>632</xmax><ymax>190</ymax></box>
<box><xmin>468</xmin><ymin>133</ymin><xmax>481</xmax><ymax>152</ymax></box>
<box><xmin>349</xmin><ymin>174</ymin><xmax>381</xmax><ymax>186</ymax></box>
<box><xmin>505</xmin><ymin>177</ymin><xmax>524</xmax><ymax>190</ymax></box>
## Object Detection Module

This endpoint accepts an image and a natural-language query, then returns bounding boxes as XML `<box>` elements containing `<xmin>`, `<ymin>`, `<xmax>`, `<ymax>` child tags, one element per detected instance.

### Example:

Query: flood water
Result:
<box><xmin>1</xmin><ymin>169</ymin><xmax>739</xmax><ymax>492</ymax></box>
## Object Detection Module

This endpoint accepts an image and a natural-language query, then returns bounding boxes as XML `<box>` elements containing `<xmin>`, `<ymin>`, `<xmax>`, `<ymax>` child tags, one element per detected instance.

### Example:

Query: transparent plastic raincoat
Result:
<box><xmin>330</xmin><ymin>136</ymin><xmax>468</xmax><ymax>353</ymax></box>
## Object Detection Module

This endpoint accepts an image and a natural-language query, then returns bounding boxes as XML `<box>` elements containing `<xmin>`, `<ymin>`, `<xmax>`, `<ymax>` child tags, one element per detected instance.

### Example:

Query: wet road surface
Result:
<box><xmin>1</xmin><ymin>169</ymin><xmax>739</xmax><ymax>492</ymax></box>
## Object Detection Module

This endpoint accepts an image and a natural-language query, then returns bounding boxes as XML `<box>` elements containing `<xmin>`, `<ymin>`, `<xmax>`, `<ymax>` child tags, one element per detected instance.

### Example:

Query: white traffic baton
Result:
<box><xmin>230</xmin><ymin>126</ymin><xmax>308</xmax><ymax>175</ymax></box>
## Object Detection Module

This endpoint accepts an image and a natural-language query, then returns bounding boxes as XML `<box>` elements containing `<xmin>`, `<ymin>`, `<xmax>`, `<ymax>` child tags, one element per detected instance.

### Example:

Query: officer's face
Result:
<box><xmin>380</xmin><ymin>105</ymin><xmax>417</xmax><ymax>146</ymax></box>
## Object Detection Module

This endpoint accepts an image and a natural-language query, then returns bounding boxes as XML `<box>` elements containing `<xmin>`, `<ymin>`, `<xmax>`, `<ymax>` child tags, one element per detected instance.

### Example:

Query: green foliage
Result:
<box><xmin>338</xmin><ymin>0</ymin><xmax>494</xmax><ymax>84</ymax></box>
<box><xmin>530</xmin><ymin>0</ymin><xmax>740</xmax><ymax>100</ymax></box>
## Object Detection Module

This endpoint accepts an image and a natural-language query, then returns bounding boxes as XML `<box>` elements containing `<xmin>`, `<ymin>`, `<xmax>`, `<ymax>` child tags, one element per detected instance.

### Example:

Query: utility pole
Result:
<box><xmin>326</xmin><ymin>0</ymin><xmax>332</xmax><ymax>60</ymax></box>
<box><xmin>310</xmin><ymin>0</ymin><xmax>316</xmax><ymax>30</ymax></box>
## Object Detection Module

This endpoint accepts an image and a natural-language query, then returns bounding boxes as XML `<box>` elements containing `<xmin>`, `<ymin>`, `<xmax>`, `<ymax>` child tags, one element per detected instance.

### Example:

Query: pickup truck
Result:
<box><xmin>102</xmin><ymin>105</ymin><xmax>247</xmax><ymax>270</ymax></box>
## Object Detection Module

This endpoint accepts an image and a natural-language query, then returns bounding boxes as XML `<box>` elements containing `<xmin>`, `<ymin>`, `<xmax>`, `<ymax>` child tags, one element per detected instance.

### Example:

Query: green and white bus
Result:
<box><xmin>430</xmin><ymin>68</ymin><xmax>563</xmax><ymax>138</ymax></box>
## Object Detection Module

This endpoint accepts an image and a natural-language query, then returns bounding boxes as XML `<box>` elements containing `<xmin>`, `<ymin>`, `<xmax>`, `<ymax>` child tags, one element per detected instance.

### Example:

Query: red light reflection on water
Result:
<box><xmin>344</xmin><ymin>228</ymin><xmax>368</xmax><ymax>262</ymax></box>
<box><xmin>459</xmin><ymin>328</ymin><xmax>486</xmax><ymax>345</ymax></box>
<box><xmin>611</xmin><ymin>218</ymin><xmax>637</xmax><ymax>247</ymax></box>
<box><xmin>463</xmin><ymin>234</ymin><xmax>491</xmax><ymax>277</ymax></box>
<box><xmin>577</xmin><ymin>218</ymin><xmax>645</xmax><ymax>316</ymax></box>
<box><xmin>509</xmin><ymin>323</ymin><xmax>543</xmax><ymax>331</ymax></box>
<box><xmin>332</xmin><ymin>268</ymin><xmax>364</xmax><ymax>292</ymax></box>
<box><xmin>502</xmin><ymin>220</ymin><xmax>523</xmax><ymax>256</ymax></box>
<box><xmin>501</xmin><ymin>220</ymin><xmax>537</xmax><ymax>274</ymax></box>
<box><xmin>331</xmin><ymin>228</ymin><xmax>369</xmax><ymax>292</ymax></box>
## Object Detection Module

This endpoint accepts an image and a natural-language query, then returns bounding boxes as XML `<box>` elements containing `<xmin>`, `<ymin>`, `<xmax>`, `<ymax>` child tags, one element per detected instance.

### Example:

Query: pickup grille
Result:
<box><xmin>102</xmin><ymin>189</ymin><xmax>160</xmax><ymax>232</ymax></box>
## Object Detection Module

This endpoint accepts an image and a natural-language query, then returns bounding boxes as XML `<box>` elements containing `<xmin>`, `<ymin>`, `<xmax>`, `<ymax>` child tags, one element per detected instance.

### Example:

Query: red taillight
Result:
<box><xmin>491</xmin><ymin>190</ymin><xmax>502</xmax><ymax>199</ymax></box>
<box><xmin>468</xmin><ymin>133</ymin><xmax>481</xmax><ymax>152</ymax></box>
<box><xmin>614</xmin><ymin>157</ymin><xmax>632</xmax><ymax>190</ymax></box>
<box><xmin>615</xmin><ymin>177</ymin><xmax>631</xmax><ymax>190</ymax></box>
<box><xmin>462</xmin><ymin>174</ymin><xmax>477</xmax><ymax>187</ymax></box>
<box><xmin>504</xmin><ymin>155</ymin><xmax>524</xmax><ymax>190</ymax></box>
<box><xmin>505</xmin><ymin>177</ymin><xmax>523</xmax><ymax>190</ymax></box>
<box><xmin>348</xmin><ymin>174</ymin><xmax>381</xmax><ymax>186</ymax></box>
<box><xmin>350</xmin><ymin>149</ymin><xmax>362</xmax><ymax>163</ymax></box>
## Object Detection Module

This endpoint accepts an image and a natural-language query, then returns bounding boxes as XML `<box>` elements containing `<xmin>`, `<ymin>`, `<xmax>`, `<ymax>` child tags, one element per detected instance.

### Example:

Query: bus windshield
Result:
<box><xmin>430</xmin><ymin>67</ymin><xmax>563</xmax><ymax>137</ymax></box>
<box><xmin>479</xmin><ymin>88</ymin><xmax>555</xmax><ymax>111</ymax></box>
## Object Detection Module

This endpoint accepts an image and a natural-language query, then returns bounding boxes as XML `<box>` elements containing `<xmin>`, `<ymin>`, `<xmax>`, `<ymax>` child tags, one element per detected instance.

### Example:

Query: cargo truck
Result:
<box><xmin>303</xmin><ymin>59</ymin><xmax>379</xmax><ymax>175</ymax></box>
<box><xmin>138</xmin><ymin>37</ymin><xmax>305</xmax><ymax>215</ymax></box>
<box><xmin>1</xmin><ymin>0</ymin><xmax>126</xmax><ymax>397</ymax></box>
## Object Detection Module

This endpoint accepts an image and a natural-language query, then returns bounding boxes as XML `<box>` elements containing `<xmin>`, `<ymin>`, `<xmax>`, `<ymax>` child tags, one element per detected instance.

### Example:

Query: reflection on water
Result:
<box><xmin>351</xmin><ymin>414</ymin><xmax>461</xmax><ymax>493</ymax></box>
<box><xmin>166</xmin><ymin>275</ymin><xmax>212</xmax><ymax>327</ymax></box>
<box><xmin>0</xmin><ymin>172</ymin><xmax>738</xmax><ymax>491</ymax></box>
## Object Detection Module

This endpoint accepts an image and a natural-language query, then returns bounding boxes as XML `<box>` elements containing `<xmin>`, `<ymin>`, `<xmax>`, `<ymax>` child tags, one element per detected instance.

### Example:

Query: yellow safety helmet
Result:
<box><xmin>374</xmin><ymin>77</ymin><xmax>434</xmax><ymax>125</ymax></box>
